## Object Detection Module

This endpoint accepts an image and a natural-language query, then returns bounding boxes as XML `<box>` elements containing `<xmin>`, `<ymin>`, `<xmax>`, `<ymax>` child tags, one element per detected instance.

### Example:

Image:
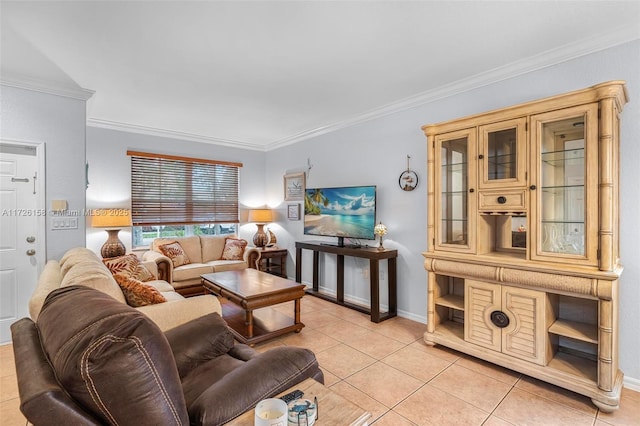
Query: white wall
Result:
<box><xmin>85</xmin><ymin>127</ymin><xmax>267</xmax><ymax>253</ymax></box>
<box><xmin>0</xmin><ymin>85</ymin><xmax>87</xmax><ymax>260</ymax></box>
<box><xmin>267</xmin><ymin>40</ymin><xmax>640</xmax><ymax>385</ymax></box>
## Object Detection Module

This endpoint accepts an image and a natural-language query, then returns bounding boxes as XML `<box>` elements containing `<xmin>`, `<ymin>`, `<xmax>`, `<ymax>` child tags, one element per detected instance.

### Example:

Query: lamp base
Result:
<box><xmin>253</xmin><ymin>224</ymin><xmax>267</xmax><ymax>248</ymax></box>
<box><xmin>101</xmin><ymin>229</ymin><xmax>126</xmax><ymax>258</ymax></box>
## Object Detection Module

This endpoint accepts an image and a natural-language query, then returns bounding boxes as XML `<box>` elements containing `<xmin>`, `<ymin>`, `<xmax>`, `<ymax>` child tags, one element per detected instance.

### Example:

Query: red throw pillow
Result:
<box><xmin>103</xmin><ymin>254</ymin><xmax>156</xmax><ymax>282</ymax></box>
<box><xmin>158</xmin><ymin>241</ymin><xmax>191</xmax><ymax>267</ymax></box>
<box><xmin>221</xmin><ymin>238</ymin><xmax>247</xmax><ymax>260</ymax></box>
<box><xmin>113</xmin><ymin>274</ymin><xmax>167</xmax><ymax>307</ymax></box>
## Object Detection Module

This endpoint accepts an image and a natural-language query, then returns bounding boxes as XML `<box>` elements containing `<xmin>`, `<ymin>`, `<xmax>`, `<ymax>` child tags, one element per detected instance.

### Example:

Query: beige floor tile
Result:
<box><xmin>279</xmin><ymin>328</ymin><xmax>341</xmax><ymax>353</ymax></box>
<box><xmin>382</xmin><ymin>345</ymin><xmax>452</xmax><ymax>383</ymax></box>
<box><xmin>345</xmin><ymin>330</ymin><xmax>406</xmax><ymax>360</ymax></box>
<box><xmin>319</xmin><ymin>369</ymin><xmax>340</xmax><ymax>387</ymax></box>
<box><xmin>0</xmin><ymin>375</ymin><xmax>18</xmax><ymax>403</ymax></box>
<box><xmin>0</xmin><ymin>344</ymin><xmax>13</xmax><ymax>358</ymax></box>
<box><xmin>515</xmin><ymin>375</ymin><xmax>597</xmax><ymax>416</ymax></box>
<box><xmin>314</xmin><ymin>318</ymin><xmax>370</xmax><ymax>342</ymax></box>
<box><xmin>0</xmin><ymin>397</ymin><xmax>26</xmax><ymax>426</ymax></box>
<box><xmin>454</xmin><ymin>355</ymin><xmax>521</xmax><ymax>386</ymax></box>
<box><xmin>482</xmin><ymin>415</ymin><xmax>516</xmax><ymax>426</ymax></box>
<box><xmin>0</xmin><ymin>352</ymin><xmax>16</xmax><ymax>379</ymax></box>
<box><xmin>298</xmin><ymin>309</ymin><xmax>343</xmax><ymax>329</ymax></box>
<box><xmin>370</xmin><ymin>317</ymin><xmax>426</xmax><ymax>344</ymax></box>
<box><xmin>493</xmin><ymin>388</ymin><xmax>595</xmax><ymax>426</ymax></box>
<box><xmin>429</xmin><ymin>364</ymin><xmax>512</xmax><ymax>412</ymax></box>
<box><xmin>252</xmin><ymin>339</ymin><xmax>286</xmax><ymax>353</ymax></box>
<box><xmin>597</xmin><ymin>387</ymin><xmax>640</xmax><ymax>426</ymax></box>
<box><xmin>345</xmin><ymin>362</ymin><xmax>423</xmax><ymax>408</ymax></box>
<box><xmin>329</xmin><ymin>380</ymin><xmax>389</xmax><ymax>423</ymax></box>
<box><xmin>373</xmin><ymin>410</ymin><xmax>417</xmax><ymax>425</ymax></box>
<box><xmin>407</xmin><ymin>340</ymin><xmax>462</xmax><ymax>363</ymax></box>
<box><xmin>394</xmin><ymin>384</ymin><xmax>489</xmax><ymax>426</ymax></box>
<box><xmin>316</xmin><ymin>343</ymin><xmax>376</xmax><ymax>379</ymax></box>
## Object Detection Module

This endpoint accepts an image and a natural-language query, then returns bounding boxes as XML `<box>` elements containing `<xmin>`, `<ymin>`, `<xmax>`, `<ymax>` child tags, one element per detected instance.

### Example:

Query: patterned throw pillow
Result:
<box><xmin>158</xmin><ymin>241</ymin><xmax>191</xmax><ymax>268</ymax></box>
<box><xmin>113</xmin><ymin>274</ymin><xmax>167</xmax><ymax>307</ymax></box>
<box><xmin>221</xmin><ymin>238</ymin><xmax>248</xmax><ymax>260</ymax></box>
<box><xmin>103</xmin><ymin>254</ymin><xmax>156</xmax><ymax>282</ymax></box>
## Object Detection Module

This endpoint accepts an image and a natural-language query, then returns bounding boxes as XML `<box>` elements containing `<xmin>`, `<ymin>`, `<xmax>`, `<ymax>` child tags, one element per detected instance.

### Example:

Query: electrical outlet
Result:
<box><xmin>363</xmin><ymin>269</ymin><xmax>369</xmax><ymax>278</ymax></box>
<box><xmin>380</xmin><ymin>271</ymin><xmax>385</xmax><ymax>280</ymax></box>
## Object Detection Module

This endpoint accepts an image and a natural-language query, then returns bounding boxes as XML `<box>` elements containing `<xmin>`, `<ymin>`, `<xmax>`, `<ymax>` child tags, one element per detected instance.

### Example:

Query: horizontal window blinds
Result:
<box><xmin>129</xmin><ymin>152</ymin><xmax>241</xmax><ymax>226</ymax></box>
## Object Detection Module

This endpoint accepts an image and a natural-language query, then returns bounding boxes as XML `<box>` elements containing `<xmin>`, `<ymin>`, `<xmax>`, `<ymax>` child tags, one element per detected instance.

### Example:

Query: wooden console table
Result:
<box><xmin>295</xmin><ymin>241</ymin><xmax>397</xmax><ymax>322</ymax></box>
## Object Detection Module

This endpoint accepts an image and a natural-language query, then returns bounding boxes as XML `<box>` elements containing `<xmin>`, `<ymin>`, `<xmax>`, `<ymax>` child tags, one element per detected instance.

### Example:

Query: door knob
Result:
<box><xmin>26</xmin><ymin>249</ymin><xmax>36</xmax><ymax>256</ymax></box>
<box><xmin>26</xmin><ymin>236</ymin><xmax>36</xmax><ymax>243</ymax></box>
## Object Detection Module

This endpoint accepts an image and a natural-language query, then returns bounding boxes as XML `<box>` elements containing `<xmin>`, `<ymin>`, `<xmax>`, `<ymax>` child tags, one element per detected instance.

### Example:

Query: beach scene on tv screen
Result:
<box><xmin>304</xmin><ymin>186</ymin><xmax>376</xmax><ymax>239</ymax></box>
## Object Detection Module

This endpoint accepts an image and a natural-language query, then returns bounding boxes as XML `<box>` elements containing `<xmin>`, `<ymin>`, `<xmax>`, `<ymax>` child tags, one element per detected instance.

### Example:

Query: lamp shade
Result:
<box><xmin>91</xmin><ymin>209</ymin><xmax>132</xmax><ymax>228</ymax></box>
<box><xmin>248</xmin><ymin>209</ymin><xmax>273</xmax><ymax>224</ymax></box>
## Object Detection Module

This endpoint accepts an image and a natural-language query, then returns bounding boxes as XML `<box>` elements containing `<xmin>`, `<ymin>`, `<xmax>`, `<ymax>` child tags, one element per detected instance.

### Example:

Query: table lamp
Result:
<box><xmin>374</xmin><ymin>221</ymin><xmax>388</xmax><ymax>250</ymax></box>
<box><xmin>248</xmin><ymin>209</ymin><xmax>273</xmax><ymax>248</ymax></box>
<box><xmin>91</xmin><ymin>209</ymin><xmax>132</xmax><ymax>258</ymax></box>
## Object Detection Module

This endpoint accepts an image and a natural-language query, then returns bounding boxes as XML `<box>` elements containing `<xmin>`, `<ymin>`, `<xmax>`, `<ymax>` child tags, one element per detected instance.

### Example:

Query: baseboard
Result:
<box><xmin>624</xmin><ymin>375</ymin><xmax>640</xmax><ymax>392</ymax></box>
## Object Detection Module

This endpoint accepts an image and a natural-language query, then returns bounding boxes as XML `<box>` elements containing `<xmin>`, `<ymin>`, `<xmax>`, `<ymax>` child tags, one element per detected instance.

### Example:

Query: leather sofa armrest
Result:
<box><xmin>187</xmin><ymin>346</ymin><xmax>323</xmax><ymax>425</ymax></box>
<box><xmin>244</xmin><ymin>246</ymin><xmax>261</xmax><ymax>269</ymax></box>
<box><xmin>165</xmin><ymin>312</ymin><xmax>235</xmax><ymax>378</ymax></box>
<box><xmin>10</xmin><ymin>318</ymin><xmax>101</xmax><ymax>425</ymax></box>
<box><xmin>142</xmin><ymin>250</ymin><xmax>173</xmax><ymax>282</ymax></box>
<box><xmin>136</xmin><ymin>294</ymin><xmax>222</xmax><ymax>331</ymax></box>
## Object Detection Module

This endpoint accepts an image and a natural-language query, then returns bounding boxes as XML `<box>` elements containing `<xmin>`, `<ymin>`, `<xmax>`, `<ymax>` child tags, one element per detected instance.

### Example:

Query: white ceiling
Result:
<box><xmin>1</xmin><ymin>1</ymin><xmax>639</xmax><ymax>151</ymax></box>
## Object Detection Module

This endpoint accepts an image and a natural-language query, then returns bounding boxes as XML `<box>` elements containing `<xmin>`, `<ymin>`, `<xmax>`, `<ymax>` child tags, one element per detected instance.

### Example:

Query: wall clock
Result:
<box><xmin>399</xmin><ymin>155</ymin><xmax>418</xmax><ymax>191</ymax></box>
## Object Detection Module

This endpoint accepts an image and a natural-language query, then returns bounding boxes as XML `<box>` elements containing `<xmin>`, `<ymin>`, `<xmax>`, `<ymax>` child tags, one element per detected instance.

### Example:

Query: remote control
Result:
<box><xmin>280</xmin><ymin>389</ymin><xmax>304</xmax><ymax>403</ymax></box>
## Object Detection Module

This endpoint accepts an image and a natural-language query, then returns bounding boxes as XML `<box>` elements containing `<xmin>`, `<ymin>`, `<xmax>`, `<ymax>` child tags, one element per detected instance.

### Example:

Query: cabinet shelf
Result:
<box><xmin>541</xmin><ymin>148</ymin><xmax>584</xmax><ymax>166</ymax></box>
<box><xmin>435</xmin><ymin>294</ymin><xmax>464</xmax><ymax>310</ymax></box>
<box><xmin>548</xmin><ymin>319</ymin><xmax>598</xmax><ymax>344</ymax></box>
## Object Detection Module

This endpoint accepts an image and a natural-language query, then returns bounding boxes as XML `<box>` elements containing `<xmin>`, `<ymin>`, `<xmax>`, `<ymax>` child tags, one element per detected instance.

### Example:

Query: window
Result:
<box><xmin>128</xmin><ymin>151</ymin><xmax>242</xmax><ymax>247</ymax></box>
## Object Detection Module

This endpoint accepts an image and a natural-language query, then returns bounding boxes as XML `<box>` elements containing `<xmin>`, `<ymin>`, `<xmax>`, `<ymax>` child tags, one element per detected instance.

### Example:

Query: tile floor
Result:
<box><xmin>1</xmin><ymin>295</ymin><xmax>639</xmax><ymax>425</ymax></box>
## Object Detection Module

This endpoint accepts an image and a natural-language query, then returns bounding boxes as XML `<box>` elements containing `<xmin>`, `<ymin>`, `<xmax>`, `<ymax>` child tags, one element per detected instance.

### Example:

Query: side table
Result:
<box><xmin>257</xmin><ymin>247</ymin><xmax>288</xmax><ymax>278</ymax></box>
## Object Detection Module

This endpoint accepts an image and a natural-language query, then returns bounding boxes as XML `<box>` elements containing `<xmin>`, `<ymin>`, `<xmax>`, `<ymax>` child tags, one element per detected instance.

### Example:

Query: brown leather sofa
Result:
<box><xmin>11</xmin><ymin>285</ymin><xmax>323</xmax><ymax>425</ymax></box>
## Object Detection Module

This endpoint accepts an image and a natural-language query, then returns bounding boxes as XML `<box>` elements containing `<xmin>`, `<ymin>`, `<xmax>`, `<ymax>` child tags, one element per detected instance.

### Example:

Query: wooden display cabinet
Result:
<box><xmin>422</xmin><ymin>81</ymin><xmax>627</xmax><ymax>412</ymax></box>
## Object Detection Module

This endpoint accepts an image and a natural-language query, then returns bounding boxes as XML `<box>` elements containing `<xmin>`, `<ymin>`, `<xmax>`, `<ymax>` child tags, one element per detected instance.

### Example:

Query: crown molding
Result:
<box><xmin>0</xmin><ymin>74</ymin><xmax>95</xmax><ymax>101</ymax></box>
<box><xmin>266</xmin><ymin>25</ymin><xmax>639</xmax><ymax>151</ymax></box>
<box><xmin>87</xmin><ymin>118</ymin><xmax>265</xmax><ymax>151</ymax></box>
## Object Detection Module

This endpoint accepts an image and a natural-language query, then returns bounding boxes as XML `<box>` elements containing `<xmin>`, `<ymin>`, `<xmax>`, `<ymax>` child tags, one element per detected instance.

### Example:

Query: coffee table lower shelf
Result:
<box><xmin>221</xmin><ymin>300</ymin><xmax>304</xmax><ymax>345</ymax></box>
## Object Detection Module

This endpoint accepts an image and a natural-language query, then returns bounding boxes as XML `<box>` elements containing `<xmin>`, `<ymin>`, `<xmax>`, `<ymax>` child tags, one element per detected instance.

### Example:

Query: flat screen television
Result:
<box><xmin>304</xmin><ymin>185</ymin><xmax>376</xmax><ymax>247</ymax></box>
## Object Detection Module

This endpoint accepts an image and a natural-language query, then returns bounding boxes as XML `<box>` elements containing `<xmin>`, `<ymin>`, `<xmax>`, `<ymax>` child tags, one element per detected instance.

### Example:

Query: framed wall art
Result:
<box><xmin>287</xmin><ymin>204</ymin><xmax>300</xmax><ymax>220</ymax></box>
<box><xmin>284</xmin><ymin>172</ymin><xmax>305</xmax><ymax>201</ymax></box>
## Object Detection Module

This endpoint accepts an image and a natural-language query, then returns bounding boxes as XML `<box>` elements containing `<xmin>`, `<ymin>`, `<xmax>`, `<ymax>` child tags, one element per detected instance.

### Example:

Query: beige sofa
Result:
<box><xmin>30</xmin><ymin>247</ymin><xmax>222</xmax><ymax>331</ymax></box>
<box><xmin>142</xmin><ymin>235</ymin><xmax>261</xmax><ymax>296</ymax></box>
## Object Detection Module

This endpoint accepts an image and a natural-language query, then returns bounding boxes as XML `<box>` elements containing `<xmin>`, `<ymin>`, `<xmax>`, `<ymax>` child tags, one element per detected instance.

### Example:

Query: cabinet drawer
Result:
<box><xmin>478</xmin><ymin>190</ymin><xmax>526</xmax><ymax>211</ymax></box>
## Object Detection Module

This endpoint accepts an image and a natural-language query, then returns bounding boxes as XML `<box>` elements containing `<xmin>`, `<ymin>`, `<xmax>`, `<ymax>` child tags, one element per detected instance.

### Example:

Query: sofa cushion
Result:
<box><xmin>59</xmin><ymin>247</ymin><xmax>104</xmax><ymax>275</ymax></box>
<box><xmin>153</xmin><ymin>236</ymin><xmax>202</xmax><ymax>264</ymax></box>
<box><xmin>113</xmin><ymin>274</ymin><xmax>167</xmax><ymax>307</ymax></box>
<box><xmin>29</xmin><ymin>260</ymin><xmax>62</xmax><ymax>321</ymax></box>
<box><xmin>159</xmin><ymin>241</ymin><xmax>192</xmax><ymax>268</ymax></box>
<box><xmin>172</xmin><ymin>263</ymin><xmax>213</xmax><ymax>282</ymax></box>
<box><xmin>37</xmin><ymin>286</ymin><xmax>189</xmax><ymax>426</ymax></box>
<box><xmin>209</xmin><ymin>260</ymin><xmax>248</xmax><ymax>272</ymax></box>
<box><xmin>60</xmin><ymin>259</ymin><xmax>126</xmax><ymax>304</ymax></box>
<box><xmin>221</xmin><ymin>238</ymin><xmax>247</xmax><ymax>261</ymax></box>
<box><xmin>103</xmin><ymin>254</ymin><xmax>156</xmax><ymax>282</ymax></box>
<box><xmin>200</xmin><ymin>235</ymin><xmax>227</xmax><ymax>262</ymax></box>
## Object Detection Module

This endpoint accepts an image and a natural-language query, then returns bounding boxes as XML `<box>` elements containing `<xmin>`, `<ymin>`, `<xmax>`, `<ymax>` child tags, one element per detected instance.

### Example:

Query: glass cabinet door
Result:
<box><xmin>435</xmin><ymin>129</ymin><xmax>476</xmax><ymax>253</ymax></box>
<box><xmin>479</xmin><ymin>117</ymin><xmax>527</xmax><ymax>189</ymax></box>
<box><xmin>530</xmin><ymin>105</ymin><xmax>598</xmax><ymax>265</ymax></box>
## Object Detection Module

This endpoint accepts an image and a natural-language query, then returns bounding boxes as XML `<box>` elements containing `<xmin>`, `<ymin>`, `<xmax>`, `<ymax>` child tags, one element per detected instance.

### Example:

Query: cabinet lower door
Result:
<box><xmin>502</xmin><ymin>287</ymin><xmax>549</xmax><ymax>365</ymax></box>
<box><xmin>465</xmin><ymin>280</ymin><xmax>501</xmax><ymax>352</ymax></box>
<box><xmin>465</xmin><ymin>280</ymin><xmax>550</xmax><ymax>365</ymax></box>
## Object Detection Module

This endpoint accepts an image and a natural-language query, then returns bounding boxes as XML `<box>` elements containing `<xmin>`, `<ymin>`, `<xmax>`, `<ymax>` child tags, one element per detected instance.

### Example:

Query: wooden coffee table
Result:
<box><xmin>202</xmin><ymin>269</ymin><xmax>306</xmax><ymax>345</ymax></box>
<box><xmin>227</xmin><ymin>378</ymin><xmax>371</xmax><ymax>425</ymax></box>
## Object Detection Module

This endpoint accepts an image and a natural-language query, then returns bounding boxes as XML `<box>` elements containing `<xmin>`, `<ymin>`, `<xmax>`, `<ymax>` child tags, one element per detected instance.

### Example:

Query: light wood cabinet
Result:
<box><xmin>422</xmin><ymin>81</ymin><xmax>627</xmax><ymax>412</ymax></box>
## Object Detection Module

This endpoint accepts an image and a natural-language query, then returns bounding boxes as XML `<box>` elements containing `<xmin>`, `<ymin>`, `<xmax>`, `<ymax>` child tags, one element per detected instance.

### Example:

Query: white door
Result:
<box><xmin>0</xmin><ymin>142</ymin><xmax>45</xmax><ymax>344</ymax></box>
